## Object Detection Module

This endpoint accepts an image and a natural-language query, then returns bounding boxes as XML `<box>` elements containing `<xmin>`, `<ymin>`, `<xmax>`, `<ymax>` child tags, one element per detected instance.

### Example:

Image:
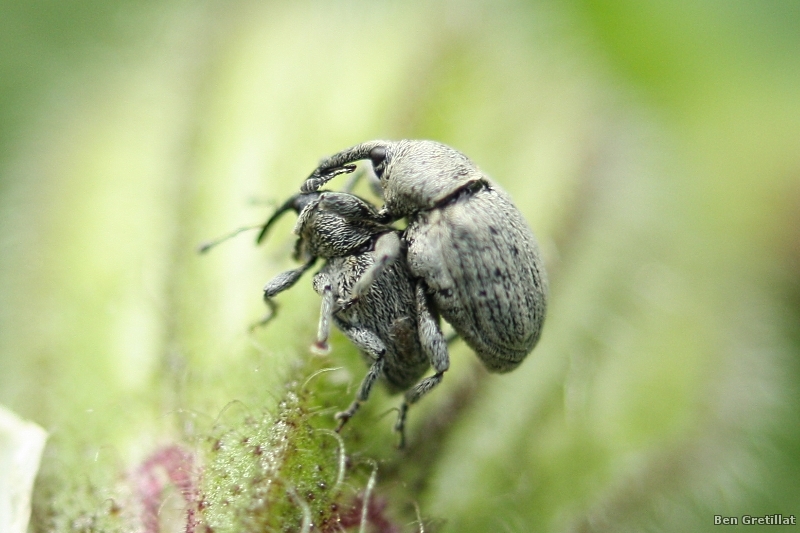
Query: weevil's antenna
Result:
<box><xmin>256</xmin><ymin>191</ymin><xmax>324</xmax><ymax>244</ymax></box>
<box><xmin>196</xmin><ymin>224</ymin><xmax>264</xmax><ymax>254</ymax></box>
<box><xmin>255</xmin><ymin>194</ymin><xmax>302</xmax><ymax>244</ymax></box>
<box><xmin>199</xmin><ymin>191</ymin><xmax>322</xmax><ymax>253</ymax></box>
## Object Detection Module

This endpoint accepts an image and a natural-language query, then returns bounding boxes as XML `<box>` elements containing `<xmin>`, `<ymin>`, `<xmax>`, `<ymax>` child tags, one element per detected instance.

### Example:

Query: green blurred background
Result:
<box><xmin>1</xmin><ymin>0</ymin><xmax>798</xmax><ymax>531</ymax></box>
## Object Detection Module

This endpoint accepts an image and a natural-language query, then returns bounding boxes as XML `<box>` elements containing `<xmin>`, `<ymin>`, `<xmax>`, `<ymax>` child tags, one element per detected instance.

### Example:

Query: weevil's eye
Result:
<box><xmin>369</xmin><ymin>146</ymin><xmax>387</xmax><ymax>178</ymax></box>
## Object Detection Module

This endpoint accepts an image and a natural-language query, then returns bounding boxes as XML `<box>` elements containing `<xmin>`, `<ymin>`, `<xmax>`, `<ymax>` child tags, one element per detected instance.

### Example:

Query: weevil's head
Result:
<box><xmin>302</xmin><ymin>140</ymin><xmax>483</xmax><ymax>218</ymax></box>
<box><xmin>371</xmin><ymin>140</ymin><xmax>481</xmax><ymax>217</ymax></box>
<box><xmin>259</xmin><ymin>189</ymin><xmax>389</xmax><ymax>261</ymax></box>
<box><xmin>296</xmin><ymin>191</ymin><xmax>386</xmax><ymax>258</ymax></box>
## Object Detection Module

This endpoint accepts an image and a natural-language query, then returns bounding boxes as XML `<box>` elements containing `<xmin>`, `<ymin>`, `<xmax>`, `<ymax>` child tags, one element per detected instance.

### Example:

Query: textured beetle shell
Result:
<box><xmin>290</xmin><ymin>191</ymin><xmax>432</xmax><ymax>391</ymax></box>
<box><xmin>315</xmin><ymin>253</ymin><xmax>430</xmax><ymax>391</ymax></box>
<box><xmin>294</xmin><ymin>193</ymin><xmax>385</xmax><ymax>259</ymax></box>
<box><xmin>404</xmin><ymin>184</ymin><xmax>546</xmax><ymax>372</ymax></box>
<box><xmin>303</xmin><ymin>139</ymin><xmax>548</xmax><ymax>373</ymax></box>
<box><xmin>380</xmin><ymin>140</ymin><xmax>478</xmax><ymax>212</ymax></box>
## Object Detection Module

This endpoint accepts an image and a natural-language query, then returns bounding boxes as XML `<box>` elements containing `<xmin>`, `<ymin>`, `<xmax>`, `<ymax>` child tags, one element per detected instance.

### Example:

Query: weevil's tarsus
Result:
<box><xmin>250</xmin><ymin>297</ymin><xmax>279</xmax><ymax>331</ymax></box>
<box><xmin>395</xmin><ymin>371</ymin><xmax>445</xmax><ymax>447</ymax></box>
<box><xmin>335</xmin><ymin>354</ymin><xmax>386</xmax><ymax>433</ymax></box>
<box><xmin>253</xmin><ymin>258</ymin><xmax>317</xmax><ymax>330</ymax></box>
<box><xmin>301</xmin><ymin>163</ymin><xmax>358</xmax><ymax>193</ymax></box>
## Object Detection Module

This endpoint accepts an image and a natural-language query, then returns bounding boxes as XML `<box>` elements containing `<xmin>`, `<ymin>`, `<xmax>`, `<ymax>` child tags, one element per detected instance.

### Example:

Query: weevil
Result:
<box><xmin>258</xmin><ymin>190</ymin><xmax>449</xmax><ymax>447</ymax></box>
<box><xmin>302</xmin><ymin>140</ymin><xmax>547</xmax><ymax>373</ymax></box>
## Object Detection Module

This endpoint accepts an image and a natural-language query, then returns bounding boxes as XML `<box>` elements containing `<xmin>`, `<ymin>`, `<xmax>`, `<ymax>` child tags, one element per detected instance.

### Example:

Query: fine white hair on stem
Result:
<box><xmin>288</xmin><ymin>488</ymin><xmax>312</xmax><ymax>533</ymax></box>
<box><xmin>211</xmin><ymin>399</ymin><xmax>254</xmax><ymax>428</ymax></box>
<box><xmin>360</xmin><ymin>459</ymin><xmax>379</xmax><ymax>533</ymax></box>
<box><xmin>302</xmin><ymin>367</ymin><xmax>344</xmax><ymax>390</ymax></box>
<box><xmin>317</xmin><ymin>428</ymin><xmax>347</xmax><ymax>492</ymax></box>
<box><xmin>412</xmin><ymin>501</ymin><xmax>425</xmax><ymax>533</ymax></box>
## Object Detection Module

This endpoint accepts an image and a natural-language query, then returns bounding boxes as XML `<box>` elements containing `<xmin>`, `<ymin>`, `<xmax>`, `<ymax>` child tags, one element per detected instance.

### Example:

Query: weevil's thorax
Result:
<box><xmin>381</xmin><ymin>140</ymin><xmax>482</xmax><ymax>217</ymax></box>
<box><xmin>294</xmin><ymin>201</ymin><xmax>387</xmax><ymax>259</ymax></box>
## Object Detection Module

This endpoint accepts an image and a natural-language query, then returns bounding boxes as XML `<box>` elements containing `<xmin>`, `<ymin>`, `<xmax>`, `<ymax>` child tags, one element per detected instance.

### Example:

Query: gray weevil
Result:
<box><xmin>257</xmin><ymin>190</ymin><xmax>449</xmax><ymax>447</ymax></box>
<box><xmin>301</xmin><ymin>140</ymin><xmax>548</xmax><ymax>373</ymax></box>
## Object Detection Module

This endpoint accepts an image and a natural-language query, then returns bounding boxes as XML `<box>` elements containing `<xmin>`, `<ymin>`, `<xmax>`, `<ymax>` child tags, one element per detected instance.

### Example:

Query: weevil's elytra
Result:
<box><xmin>257</xmin><ymin>190</ymin><xmax>449</xmax><ymax>447</ymax></box>
<box><xmin>405</xmin><ymin>182</ymin><xmax>546</xmax><ymax>371</ymax></box>
<box><xmin>302</xmin><ymin>140</ymin><xmax>548</xmax><ymax>373</ymax></box>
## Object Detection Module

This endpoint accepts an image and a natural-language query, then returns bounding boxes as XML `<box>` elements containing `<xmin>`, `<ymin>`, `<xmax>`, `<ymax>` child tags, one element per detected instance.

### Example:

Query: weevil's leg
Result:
<box><xmin>395</xmin><ymin>403</ymin><xmax>410</xmax><ymax>449</ymax></box>
<box><xmin>338</xmin><ymin>232</ymin><xmax>401</xmax><ymax>311</ymax></box>
<box><xmin>251</xmin><ymin>298</ymin><xmax>279</xmax><ymax>331</ymax></box>
<box><xmin>335</xmin><ymin>356</ymin><xmax>384</xmax><ymax>432</ymax></box>
<box><xmin>394</xmin><ymin>281</ymin><xmax>450</xmax><ymax>448</ymax></box>
<box><xmin>311</xmin><ymin>271</ymin><xmax>334</xmax><ymax>354</ymax></box>
<box><xmin>252</xmin><ymin>258</ymin><xmax>316</xmax><ymax>329</ymax></box>
<box><xmin>264</xmin><ymin>258</ymin><xmax>317</xmax><ymax>298</ymax></box>
<box><xmin>302</xmin><ymin>164</ymin><xmax>357</xmax><ymax>193</ymax></box>
<box><xmin>396</xmin><ymin>372</ymin><xmax>445</xmax><ymax>449</ymax></box>
<box><xmin>301</xmin><ymin>141</ymin><xmax>388</xmax><ymax>193</ymax></box>
<box><xmin>416</xmin><ymin>281</ymin><xmax>449</xmax><ymax>374</ymax></box>
<box><xmin>334</xmin><ymin>328</ymin><xmax>387</xmax><ymax>432</ymax></box>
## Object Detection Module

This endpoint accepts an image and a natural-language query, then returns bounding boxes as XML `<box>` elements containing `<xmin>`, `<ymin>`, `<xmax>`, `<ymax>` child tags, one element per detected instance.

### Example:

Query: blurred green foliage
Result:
<box><xmin>0</xmin><ymin>0</ymin><xmax>798</xmax><ymax>532</ymax></box>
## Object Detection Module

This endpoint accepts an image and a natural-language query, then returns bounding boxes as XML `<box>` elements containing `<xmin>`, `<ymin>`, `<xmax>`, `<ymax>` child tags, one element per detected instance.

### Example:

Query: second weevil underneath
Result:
<box><xmin>258</xmin><ymin>190</ymin><xmax>449</xmax><ymax>447</ymax></box>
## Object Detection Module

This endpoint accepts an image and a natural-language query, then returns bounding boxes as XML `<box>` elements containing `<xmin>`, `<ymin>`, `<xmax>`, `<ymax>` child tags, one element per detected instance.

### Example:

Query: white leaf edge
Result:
<box><xmin>0</xmin><ymin>405</ymin><xmax>48</xmax><ymax>533</ymax></box>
